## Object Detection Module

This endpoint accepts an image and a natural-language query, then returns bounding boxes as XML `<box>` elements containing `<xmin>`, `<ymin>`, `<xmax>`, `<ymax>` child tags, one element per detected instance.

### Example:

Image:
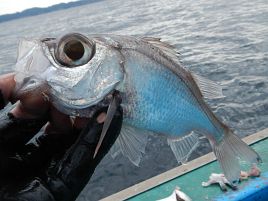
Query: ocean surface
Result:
<box><xmin>0</xmin><ymin>0</ymin><xmax>267</xmax><ymax>200</ymax></box>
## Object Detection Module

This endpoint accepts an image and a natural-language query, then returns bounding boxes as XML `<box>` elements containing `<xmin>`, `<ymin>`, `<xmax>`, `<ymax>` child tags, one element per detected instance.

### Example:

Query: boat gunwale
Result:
<box><xmin>100</xmin><ymin>128</ymin><xmax>268</xmax><ymax>201</ymax></box>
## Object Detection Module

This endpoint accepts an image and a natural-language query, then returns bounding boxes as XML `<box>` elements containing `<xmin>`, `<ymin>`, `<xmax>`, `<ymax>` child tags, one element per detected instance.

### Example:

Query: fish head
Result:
<box><xmin>14</xmin><ymin>33</ymin><xmax>124</xmax><ymax>117</ymax></box>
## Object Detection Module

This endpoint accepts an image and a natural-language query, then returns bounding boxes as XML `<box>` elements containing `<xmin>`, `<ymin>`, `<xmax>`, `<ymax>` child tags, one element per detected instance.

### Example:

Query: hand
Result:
<box><xmin>0</xmin><ymin>73</ymin><xmax>123</xmax><ymax>201</ymax></box>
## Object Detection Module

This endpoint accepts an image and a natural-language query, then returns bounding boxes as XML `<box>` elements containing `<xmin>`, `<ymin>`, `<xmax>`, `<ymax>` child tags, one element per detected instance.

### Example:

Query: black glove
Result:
<box><xmin>0</xmin><ymin>92</ymin><xmax>123</xmax><ymax>201</ymax></box>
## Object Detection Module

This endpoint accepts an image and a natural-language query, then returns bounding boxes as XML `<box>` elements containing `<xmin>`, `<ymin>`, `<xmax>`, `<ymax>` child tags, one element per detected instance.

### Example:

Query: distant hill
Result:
<box><xmin>0</xmin><ymin>0</ymin><xmax>100</xmax><ymax>23</ymax></box>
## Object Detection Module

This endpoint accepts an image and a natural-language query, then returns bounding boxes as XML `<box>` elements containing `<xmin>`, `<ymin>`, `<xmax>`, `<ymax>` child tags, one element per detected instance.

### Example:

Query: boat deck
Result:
<box><xmin>101</xmin><ymin>128</ymin><xmax>268</xmax><ymax>201</ymax></box>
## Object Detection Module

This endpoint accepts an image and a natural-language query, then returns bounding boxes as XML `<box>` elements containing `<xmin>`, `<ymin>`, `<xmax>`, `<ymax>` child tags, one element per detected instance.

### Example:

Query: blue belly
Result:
<box><xmin>122</xmin><ymin>59</ymin><xmax>217</xmax><ymax>137</ymax></box>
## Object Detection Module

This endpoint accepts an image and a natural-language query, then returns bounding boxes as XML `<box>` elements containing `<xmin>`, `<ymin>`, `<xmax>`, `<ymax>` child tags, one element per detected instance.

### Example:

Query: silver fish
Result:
<box><xmin>14</xmin><ymin>33</ymin><xmax>261</xmax><ymax>185</ymax></box>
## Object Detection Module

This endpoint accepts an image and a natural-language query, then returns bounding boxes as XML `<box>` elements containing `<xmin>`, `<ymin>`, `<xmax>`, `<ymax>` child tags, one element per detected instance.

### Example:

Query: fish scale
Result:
<box><xmin>121</xmin><ymin>50</ymin><xmax>217</xmax><ymax>136</ymax></box>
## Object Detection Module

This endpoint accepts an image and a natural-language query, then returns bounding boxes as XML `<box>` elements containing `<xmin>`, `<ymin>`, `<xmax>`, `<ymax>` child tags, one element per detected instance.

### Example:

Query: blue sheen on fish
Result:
<box><xmin>121</xmin><ymin>50</ymin><xmax>219</xmax><ymax>137</ymax></box>
<box><xmin>13</xmin><ymin>33</ymin><xmax>261</xmax><ymax>186</ymax></box>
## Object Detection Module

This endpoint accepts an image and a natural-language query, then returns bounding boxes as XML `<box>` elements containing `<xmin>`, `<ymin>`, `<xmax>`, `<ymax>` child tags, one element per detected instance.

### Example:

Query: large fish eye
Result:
<box><xmin>55</xmin><ymin>33</ymin><xmax>95</xmax><ymax>67</ymax></box>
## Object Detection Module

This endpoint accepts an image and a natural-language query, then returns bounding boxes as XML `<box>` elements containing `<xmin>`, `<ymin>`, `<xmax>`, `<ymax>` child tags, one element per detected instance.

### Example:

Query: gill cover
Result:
<box><xmin>14</xmin><ymin>33</ymin><xmax>124</xmax><ymax>117</ymax></box>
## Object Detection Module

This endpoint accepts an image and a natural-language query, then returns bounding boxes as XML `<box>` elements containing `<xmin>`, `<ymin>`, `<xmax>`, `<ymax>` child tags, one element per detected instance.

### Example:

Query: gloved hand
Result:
<box><xmin>0</xmin><ymin>73</ymin><xmax>123</xmax><ymax>201</ymax></box>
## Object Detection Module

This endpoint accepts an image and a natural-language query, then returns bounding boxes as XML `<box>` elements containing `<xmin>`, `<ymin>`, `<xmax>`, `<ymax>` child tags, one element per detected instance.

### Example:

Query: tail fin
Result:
<box><xmin>212</xmin><ymin>130</ymin><xmax>261</xmax><ymax>186</ymax></box>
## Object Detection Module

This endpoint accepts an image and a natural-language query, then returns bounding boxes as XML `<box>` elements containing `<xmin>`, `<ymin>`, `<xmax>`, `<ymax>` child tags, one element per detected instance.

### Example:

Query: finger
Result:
<box><xmin>0</xmin><ymin>72</ymin><xmax>50</xmax><ymax>118</ymax></box>
<box><xmin>0</xmin><ymin>74</ymin><xmax>50</xmax><ymax>176</ymax></box>
<box><xmin>0</xmin><ymin>122</ymin><xmax>80</xmax><ymax>180</ymax></box>
<box><xmin>45</xmin><ymin>106</ymin><xmax>123</xmax><ymax>201</ymax></box>
<box><xmin>0</xmin><ymin>103</ymin><xmax>48</xmax><ymax>151</ymax></box>
<box><xmin>0</xmin><ymin>71</ymin><xmax>52</xmax><ymax>147</ymax></box>
<box><xmin>0</xmin><ymin>178</ymin><xmax>56</xmax><ymax>201</ymax></box>
<box><xmin>10</xmin><ymin>105</ymin><xmax>90</xmax><ymax>177</ymax></box>
<box><xmin>46</xmin><ymin>106</ymin><xmax>73</xmax><ymax>134</ymax></box>
<box><xmin>21</xmin><ymin>124</ymin><xmax>79</xmax><ymax>173</ymax></box>
<box><xmin>0</xmin><ymin>71</ymin><xmax>49</xmax><ymax>147</ymax></box>
<box><xmin>0</xmin><ymin>75</ymin><xmax>75</xmax><ymax>152</ymax></box>
<box><xmin>0</xmin><ymin>73</ymin><xmax>16</xmax><ymax>109</ymax></box>
<box><xmin>0</xmin><ymin>91</ymin><xmax>5</xmax><ymax>110</ymax></box>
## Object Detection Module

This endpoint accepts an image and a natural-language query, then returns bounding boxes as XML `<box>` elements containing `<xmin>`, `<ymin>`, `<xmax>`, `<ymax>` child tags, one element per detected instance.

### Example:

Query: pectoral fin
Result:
<box><xmin>110</xmin><ymin>124</ymin><xmax>151</xmax><ymax>166</ymax></box>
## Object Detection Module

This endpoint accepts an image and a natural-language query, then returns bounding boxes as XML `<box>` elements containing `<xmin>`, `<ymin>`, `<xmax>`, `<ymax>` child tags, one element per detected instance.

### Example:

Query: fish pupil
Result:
<box><xmin>63</xmin><ymin>40</ymin><xmax>84</xmax><ymax>61</ymax></box>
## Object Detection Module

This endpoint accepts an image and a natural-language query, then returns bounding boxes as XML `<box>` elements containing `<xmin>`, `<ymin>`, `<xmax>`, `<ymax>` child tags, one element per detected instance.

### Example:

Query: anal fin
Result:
<box><xmin>109</xmin><ymin>124</ymin><xmax>151</xmax><ymax>166</ymax></box>
<box><xmin>168</xmin><ymin>132</ymin><xmax>200</xmax><ymax>164</ymax></box>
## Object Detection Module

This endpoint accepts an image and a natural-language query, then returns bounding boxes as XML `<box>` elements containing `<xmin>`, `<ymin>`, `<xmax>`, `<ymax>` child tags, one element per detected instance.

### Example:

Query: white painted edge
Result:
<box><xmin>101</xmin><ymin>128</ymin><xmax>268</xmax><ymax>201</ymax></box>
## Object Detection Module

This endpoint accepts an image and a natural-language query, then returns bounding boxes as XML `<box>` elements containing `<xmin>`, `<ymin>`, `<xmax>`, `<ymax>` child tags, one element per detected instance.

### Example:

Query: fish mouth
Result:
<box><xmin>13</xmin><ymin>38</ymin><xmax>52</xmax><ymax>100</ymax></box>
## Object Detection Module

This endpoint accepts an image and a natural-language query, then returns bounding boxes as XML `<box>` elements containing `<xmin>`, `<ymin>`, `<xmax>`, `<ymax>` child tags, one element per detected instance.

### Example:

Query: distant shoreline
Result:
<box><xmin>0</xmin><ymin>0</ymin><xmax>100</xmax><ymax>23</ymax></box>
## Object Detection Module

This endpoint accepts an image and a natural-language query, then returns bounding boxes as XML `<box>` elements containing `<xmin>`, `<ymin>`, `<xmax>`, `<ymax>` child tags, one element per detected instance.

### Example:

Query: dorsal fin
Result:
<box><xmin>191</xmin><ymin>73</ymin><xmax>224</xmax><ymax>99</ymax></box>
<box><xmin>141</xmin><ymin>37</ymin><xmax>224</xmax><ymax>100</ymax></box>
<box><xmin>142</xmin><ymin>37</ymin><xmax>181</xmax><ymax>65</ymax></box>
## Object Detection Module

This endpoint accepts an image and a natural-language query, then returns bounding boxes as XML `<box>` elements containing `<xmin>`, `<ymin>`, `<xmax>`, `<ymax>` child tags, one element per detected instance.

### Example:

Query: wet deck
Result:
<box><xmin>101</xmin><ymin>128</ymin><xmax>268</xmax><ymax>201</ymax></box>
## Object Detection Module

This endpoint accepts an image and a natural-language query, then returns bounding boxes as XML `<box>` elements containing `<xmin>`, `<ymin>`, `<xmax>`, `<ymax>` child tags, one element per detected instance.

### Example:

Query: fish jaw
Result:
<box><xmin>45</xmin><ymin>42</ymin><xmax>124</xmax><ymax>117</ymax></box>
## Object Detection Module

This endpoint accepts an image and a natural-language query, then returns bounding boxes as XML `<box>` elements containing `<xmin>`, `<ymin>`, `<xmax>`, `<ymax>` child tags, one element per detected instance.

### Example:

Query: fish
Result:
<box><xmin>13</xmin><ymin>33</ymin><xmax>261</xmax><ymax>185</ymax></box>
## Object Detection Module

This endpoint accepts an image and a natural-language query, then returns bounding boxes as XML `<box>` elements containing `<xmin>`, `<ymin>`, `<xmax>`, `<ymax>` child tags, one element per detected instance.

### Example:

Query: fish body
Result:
<box><xmin>117</xmin><ymin>38</ymin><xmax>220</xmax><ymax>137</ymax></box>
<box><xmin>14</xmin><ymin>33</ymin><xmax>261</xmax><ymax>185</ymax></box>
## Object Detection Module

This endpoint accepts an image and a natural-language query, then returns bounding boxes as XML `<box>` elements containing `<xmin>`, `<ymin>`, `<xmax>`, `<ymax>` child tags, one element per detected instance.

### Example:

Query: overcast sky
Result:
<box><xmin>0</xmin><ymin>0</ymin><xmax>78</xmax><ymax>15</ymax></box>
